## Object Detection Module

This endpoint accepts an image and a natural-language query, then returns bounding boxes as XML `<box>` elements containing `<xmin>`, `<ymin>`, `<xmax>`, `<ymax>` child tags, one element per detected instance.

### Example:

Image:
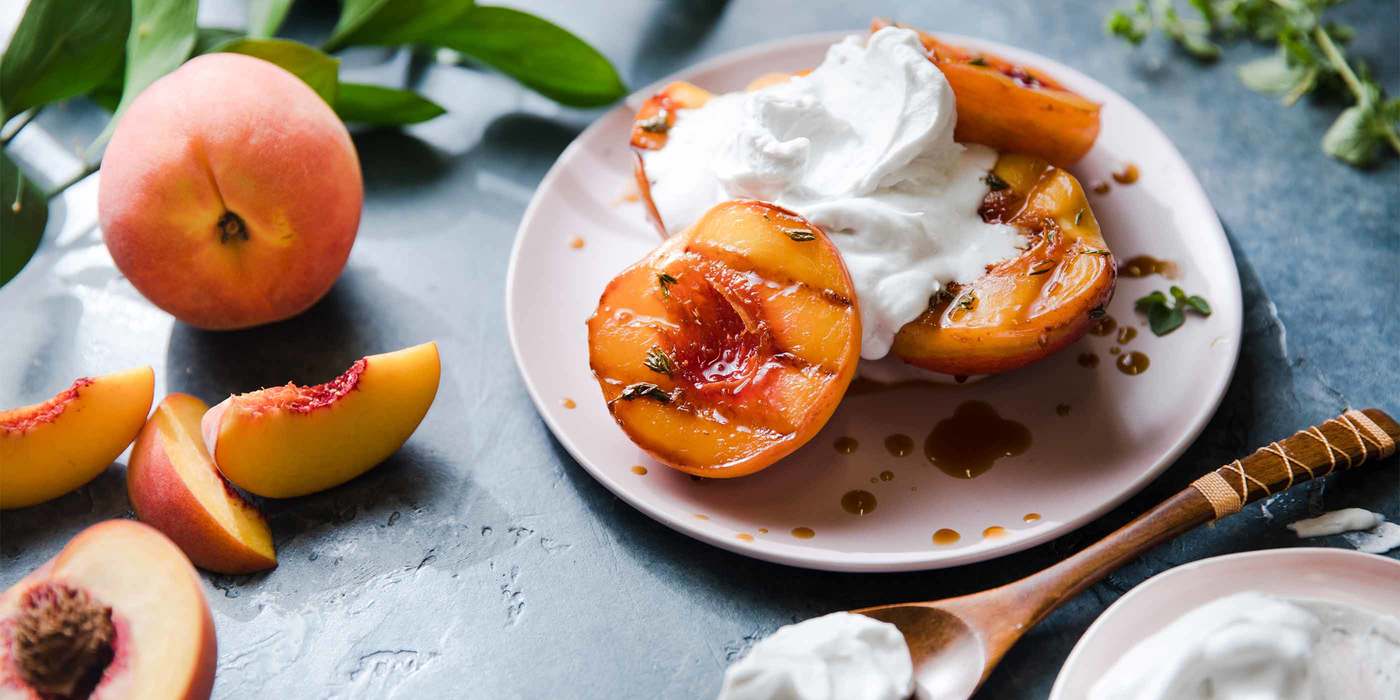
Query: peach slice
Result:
<box><xmin>588</xmin><ymin>201</ymin><xmax>860</xmax><ymax>477</ymax></box>
<box><xmin>128</xmin><ymin>394</ymin><xmax>276</xmax><ymax>574</ymax></box>
<box><xmin>202</xmin><ymin>342</ymin><xmax>441</xmax><ymax>498</ymax></box>
<box><xmin>0</xmin><ymin>520</ymin><xmax>216</xmax><ymax>700</ymax></box>
<box><xmin>891</xmin><ymin>153</ymin><xmax>1116</xmax><ymax>375</ymax></box>
<box><xmin>1</xmin><ymin>367</ymin><xmax>155</xmax><ymax>510</ymax></box>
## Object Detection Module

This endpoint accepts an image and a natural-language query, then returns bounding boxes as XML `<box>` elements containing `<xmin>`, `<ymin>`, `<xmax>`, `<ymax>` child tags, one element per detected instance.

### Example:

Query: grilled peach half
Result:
<box><xmin>587</xmin><ymin>201</ymin><xmax>860</xmax><ymax>478</ymax></box>
<box><xmin>891</xmin><ymin>153</ymin><xmax>1115</xmax><ymax>375</ymax></box>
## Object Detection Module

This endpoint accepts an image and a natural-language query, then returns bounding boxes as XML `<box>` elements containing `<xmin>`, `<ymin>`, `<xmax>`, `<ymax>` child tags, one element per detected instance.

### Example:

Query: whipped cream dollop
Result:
<box><xmin>716</xmin><ymin>612</ymin><xmax>913</xmax><ymax>700</ymax></box>
<box><xmin>1090</xmin><ymin>592</ymin><xmax>1400</xmax><ymax>700</ymax></box>
<box><xmin>1287</xmin><ymin>508</ymin><xmax>1400</xmax><ymax>554</ymax></box>
<box><xmin>642</xmin><ymin>27</ymin><xmax>1021</xmax><ymax>359</ymax></box>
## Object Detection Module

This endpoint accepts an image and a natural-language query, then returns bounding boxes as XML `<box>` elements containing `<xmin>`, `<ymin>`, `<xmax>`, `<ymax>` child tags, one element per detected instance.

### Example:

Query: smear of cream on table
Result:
<box><xmin>1287</xmin><ymin>508</ymin><xmax>1399</xmax><ymax>554</ymax></box>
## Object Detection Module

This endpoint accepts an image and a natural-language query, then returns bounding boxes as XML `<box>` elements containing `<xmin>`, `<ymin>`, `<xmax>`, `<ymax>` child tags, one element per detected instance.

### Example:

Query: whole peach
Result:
<box><xmin>99</xmin><ymin>53</ymin><xmax>362</xmax><ymax>330</ymax></box>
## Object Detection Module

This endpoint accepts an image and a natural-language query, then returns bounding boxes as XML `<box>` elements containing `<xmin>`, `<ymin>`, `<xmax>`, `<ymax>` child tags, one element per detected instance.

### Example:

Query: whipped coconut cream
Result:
<box><xmin>716</xmin><ymin>612</ymin><xmax>913</xmax><ymax>700</ymax></box>
<box><xmin>642</xmin><ymin>27</ymin><xmax>1022</xmax><ymax>359</ymax></box>
<box><xmin>1091</xmin><ymin>592</ymin><xmax>1400</xmax><ymax>700</ymax></box>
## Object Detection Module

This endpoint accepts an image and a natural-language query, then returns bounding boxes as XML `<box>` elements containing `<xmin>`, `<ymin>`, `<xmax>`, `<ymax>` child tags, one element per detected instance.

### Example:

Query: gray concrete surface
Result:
<box><xmin>1</xmin><ymin>1</ymin><xmax>1396</xmax><ymax>697</ymax></box>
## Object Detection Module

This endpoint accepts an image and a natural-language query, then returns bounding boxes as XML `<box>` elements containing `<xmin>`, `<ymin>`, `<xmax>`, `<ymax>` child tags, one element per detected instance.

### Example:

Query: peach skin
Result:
<box><xmin>0</xmin><ymin>520</ymin><xmax>216</xmax><ymax>700</ymax></box>
<box><xmin>128</xmin><ymin>393</ymin><xmax>276</xmax><ymax>574</ymax></box>
<box><xmin>588</xmin><ymin>201</ymin><xmax>860</xmax><ymax>478</ymax></box>
<box><xmin>99</xmin><ymin>53</ymin><xmax>362</xmax><ymax>330</ymax></box>
<box><xmin>1</xmin><ymin>367</ymin><xmax>154</xmax><ymax>510</ymax></box>
<box><xmin>202</xmin><ymin>342</ymin><xmax>441</xmax><ymax>498</ymax></box>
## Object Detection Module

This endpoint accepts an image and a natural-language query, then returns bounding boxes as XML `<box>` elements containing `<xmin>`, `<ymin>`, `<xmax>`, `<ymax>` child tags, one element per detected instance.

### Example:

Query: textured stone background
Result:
<box><xmin>1</xmin><ymin>1</ymin><xmax>1396</xmax><ymax>697</ymax></box>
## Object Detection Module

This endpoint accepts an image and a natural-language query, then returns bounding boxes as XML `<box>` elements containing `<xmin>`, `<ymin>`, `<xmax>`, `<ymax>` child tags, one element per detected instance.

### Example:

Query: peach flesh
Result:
<box><xmin>99</xmin><ymin>53</ymin><xmax>363</xmax><ymax>330</ymax></box>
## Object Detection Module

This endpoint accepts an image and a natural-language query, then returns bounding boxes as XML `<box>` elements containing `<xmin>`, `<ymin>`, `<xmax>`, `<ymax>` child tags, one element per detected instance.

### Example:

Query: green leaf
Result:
<box><xmin>0</xmin><ymin>0</ymin><xmax>131</xmax><ymax>121</ymax></box>
<box><xmin>249</xmin><ymin>0</ymin><xmax>295</xmax><ymax>38</ymax></box>
<box><xmin>1185</xmin><ymin>295</ymin><xmax>1212</xmax><ymax>315</ymax></box>
<box><xmin>0</xmin><ymin>150</ymin><xmax>48</xmax><ymax>287</ymax></box>
<box><xmin>324</xmin><ymin>0</ymin><xmax>476</xmax><ymax>52</ymax></box>
<box><xmin>1135</xmin><ymin>290</ymin><xmax>1168</xmax><ymax>311</ymax></box>
<box><xmin>425</xmin><ymin>6</ymin><xmax>626</xmax><ymax>107</ymax></box>
<box><xmin>1322</xmin><ymin>103</ymin><xmax>1382</xmax><ymax>166</ymax></box>
<box><xmin>194</xmin><ymin>27</ymin><xmax>245</xmax><ymax>55</ymax></box>
<box><xmin>95</xmin><ymin>0</ymin><xmax>199</xmax><ymax>147</ymax></box>
<box><xmin>1147</xmin><ymin>304</ymin><xmax>1185</xmax><ymax>336</ymax></box>
<box><xmin>214</xmin><ymin>38</ymin><xmax>340</xmax><ymax>106</ymax></box>
<box><xmin>335</xmin><ymin>83</ymin><xmax>445</xmax><ymax>125</ymax></box>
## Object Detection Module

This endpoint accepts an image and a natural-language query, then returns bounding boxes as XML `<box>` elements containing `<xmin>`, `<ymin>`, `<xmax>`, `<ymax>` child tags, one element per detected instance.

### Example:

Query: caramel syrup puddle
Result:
<box><xmin>924</xmin><ymin>401</ymin><xmax>1031</xmax><ymax>479</ymax></box>
<box><xmin>1118</xmin><ymin>255</ymin><xmax>1179</xmax><ymax>279</ymax></box>
<box><xmin>841</xmin><ymin>490</ymin><xmax>877</xmax><ymax>515</ymax></box>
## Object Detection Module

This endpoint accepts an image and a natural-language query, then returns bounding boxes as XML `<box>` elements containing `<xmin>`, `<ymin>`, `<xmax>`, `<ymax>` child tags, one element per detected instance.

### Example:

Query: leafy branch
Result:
<box><xmin>0</xmin><ymin>0</ymin><xmax>627</xmax><ymax>286</ymax></box>
<box><xmin>1106</xmin><ymin>0</ymin><xmax>1400</xmax><ymax>167</ymax></box>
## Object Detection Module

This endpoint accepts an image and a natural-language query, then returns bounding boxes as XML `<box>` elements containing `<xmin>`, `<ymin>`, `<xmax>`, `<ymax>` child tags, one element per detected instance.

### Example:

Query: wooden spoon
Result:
<box><xmin>855</xmin><ymin>408</ymin><xmax>1399</xmax><ymax>699</ymax></box>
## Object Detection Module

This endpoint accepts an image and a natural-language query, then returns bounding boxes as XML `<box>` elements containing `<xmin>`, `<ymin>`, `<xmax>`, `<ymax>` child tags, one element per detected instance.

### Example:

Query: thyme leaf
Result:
<box><xmin>637</xmin><ymin>109</ymin><xmax>671</xmax><ymax>134</ymax></box>
<box><xmin>657</xmin><ymin>272</ymin><xmax>678</xmax><ymax>298</ymax></box>
<box><xmin>644</xmin><ymin>346</ymin><xmax>675</xmax><ymax>376</ymax></box>
<box><xmin>617</xmin><ymin>382</ymin><xmax>671</xmax><ymax>403</ymax></box>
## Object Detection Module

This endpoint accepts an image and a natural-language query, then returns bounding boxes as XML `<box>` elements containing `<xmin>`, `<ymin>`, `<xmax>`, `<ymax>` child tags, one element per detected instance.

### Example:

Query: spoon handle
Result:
<box><xmin>999</xmin><ymin>408</ymin><xmax>1398</xmax><ymax>642</ymax></box>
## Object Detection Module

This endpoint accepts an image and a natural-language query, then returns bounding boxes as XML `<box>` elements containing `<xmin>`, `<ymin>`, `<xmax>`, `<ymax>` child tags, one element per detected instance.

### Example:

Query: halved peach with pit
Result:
<box><xmin>202</xmin><ymin>341</ymin><xmax>440</xmax><ymax>498</ymax></box>
<box><xmin>1</xmin><ymin>367</ymin><xmax>155</xmax><ymax>510</ymax></box>
<box><xmin>891</xmin><ymin>153</ymin><xmax>1116</xmax><ymax>375</ymax></box>
<box><xmin>129</xmin><ymin>393</ymin><xmax>276</xmax><ymax>574</ymax></box>
<box><xmin>588</xmin><ymin>201</ymin><xmax>860</xmax><ymax>477</ymax></box>
<box><xmin>0</xmin><ymin>520</ymin><xmax>216</xmax><ymax>700</ymax></box>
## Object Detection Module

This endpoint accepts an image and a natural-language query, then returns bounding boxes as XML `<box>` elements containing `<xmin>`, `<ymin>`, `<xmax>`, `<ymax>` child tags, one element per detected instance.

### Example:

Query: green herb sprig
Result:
<box><xmin>1105</xmin><ymin>0</ymin><xmax>1399</xmax><ymax>167</ymax></box>
<box><xmin>1135</xmin><ymin>286</ymin><xmax>1212</xmax><ymax>336</ymax></box>
<box><xmin>616</xmin><ymin>382</ymin><xmax>671</xmax><ymax>403</ymax></box>
<box><xmin>644</xmin><ymin>346</ymin><xmax>675</xmax><ymax>376</ymax></box>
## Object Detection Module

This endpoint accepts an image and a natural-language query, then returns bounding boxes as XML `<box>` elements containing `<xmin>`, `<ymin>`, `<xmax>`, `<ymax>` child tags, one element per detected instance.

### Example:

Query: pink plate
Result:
<box><xmin>505</xmin><ymin>31</ymin><xmax>1242</xmax><ymax>572</ymax></box>
<box><xmin>1051</xmin><ymin>548</ymin><xmax>1400</xmax><ymax>697</ymax></box>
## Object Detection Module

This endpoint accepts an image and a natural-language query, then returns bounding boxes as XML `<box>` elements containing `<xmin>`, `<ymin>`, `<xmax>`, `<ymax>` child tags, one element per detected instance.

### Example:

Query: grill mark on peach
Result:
<box><xmin>680</xmin><ymin>245</ymin><xmax>853</xmax><ymax>309</ymax></box>
<box><xmin>0</xmin><ymin>378</ymin><xmax>94</xmax><ymax>434</ymax></box>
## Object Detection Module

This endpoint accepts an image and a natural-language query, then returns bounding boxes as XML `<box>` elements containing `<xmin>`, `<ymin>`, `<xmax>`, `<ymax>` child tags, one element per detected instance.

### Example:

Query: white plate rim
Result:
<box><xmin>505</xmin><ymin>30</ymin><xmax>1243</xmax><ymax>572</ymax></box>
<box><xmin>1048</xmin><ymin>547</ymin><xmax>1400</xmax><ymax>698</ymax></box>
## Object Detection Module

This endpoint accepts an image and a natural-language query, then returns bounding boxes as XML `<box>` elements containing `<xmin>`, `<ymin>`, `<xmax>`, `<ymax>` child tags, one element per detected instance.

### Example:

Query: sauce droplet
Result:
<box><xmin>983</xmin><ymin>526</ymin><xmax>1007</xmax><ymax>539</ymax></box>
<box><xmin>736</xmin><ymin>533</ymin><xmax>754</xmax><ymax>542</ymax></box>
<box><xmin>791</xmin><ymin>527</ymin><xmax>816</xmax><ymax>539</ymax></box>
<box><xmin>884</xmin><ymin>434</ymin><xmax>914</xmax><ymax>457</ymax></box>
<box><xmin>1111</xmin><ymin>162</ymin><xmax>1140</xmax><ymax>184</ymax></box>
<box><xmin>924</xmin><ymin>402</ymin><xmax>1032</xmax><ymax>479</ymax></box>
<box><xmin>953</xmin><ymin>374</ymin><xmax>969</xmax><ymax>384</ymax></box>
<box><xmin>833</xmin><ymin>436</ymin><xmax>859</xmax><ymax>454</ymax></box>
<box><xmin>1108</xmin><ymin>346</ymin><xmax>1121</xmax><ymax>356</ymax></box>
<box><xmin>1091</xmin><ymin>180</ymin><xmax>1111</xmax><ymax>195</ymax></box>
<box><xmin>1116</xmin><ymin>326</ymin><xmax>1137</xmax><ymax>345</ymax></box>
<box><xmin>758</xmin><ymin>528</ymin><xmax>769</xmax><ymax>534</ymax></box>
<box><xmin>1118</xmin><ymin>255</ymin><xmax>1179</xmax><ymax>279</ymax></box>
<box><xmin>693</xmin><ymin>514</ymin><xmax>709</xmax><ymax>520</ymax></box>
<box><xmin>879</xmin><ymin>470</ymin><xmax>894</xmax><ymax>482</ymax></box>
<box><xmin>1055</xmin><ymin>404</ymin><xmax>1071</xmax><ymax>417</ymax></box>
<box><xmin>630</xmin><ymin>465</ymin><xmax>648</xmax><ymax>475</ymax></box>
<box><xmin>1116</xmin><ymin>351</ymin><xmax>1150</xmax><ymax>375</ymax></box>
<box><xmin>1088</xmin><ymin>315</ymin><xmax>1117</xmax><ymax>336</ymax></box>
<box><xmin>1023</xmin><ymin>513</ymin><xmax>1041</xmax><ymax>523</ymax></box>
<box><xmin>1077</xmin><ymin>352</ymin><xmax>1100</xmax><ymax>368</ymax></box>
<box><xmin>562</xmin><ymin>398</ymin><xmax>577</xmax><ymax>409</ymax></box>
<box><xmin>932</xmin><ymin>529</ymin><xmax>960</xmax><ymax>546</ymax></box>
<box><xmin>841</xmin><ymin>490</ymin><xmax>878</xmax><ymax>515</ymax></box>
<box><xmin>569</xmin><ymin>236</ymin><xmax>585</xmax><ymax>249</ymax></box>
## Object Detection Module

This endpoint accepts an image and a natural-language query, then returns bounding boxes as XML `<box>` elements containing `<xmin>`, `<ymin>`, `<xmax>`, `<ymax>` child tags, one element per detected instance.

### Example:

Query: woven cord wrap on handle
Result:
<box><xmin>1191</xmin><ymin>410</ymin><xmax>1397</xmax><ymax>519</ymax></box>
